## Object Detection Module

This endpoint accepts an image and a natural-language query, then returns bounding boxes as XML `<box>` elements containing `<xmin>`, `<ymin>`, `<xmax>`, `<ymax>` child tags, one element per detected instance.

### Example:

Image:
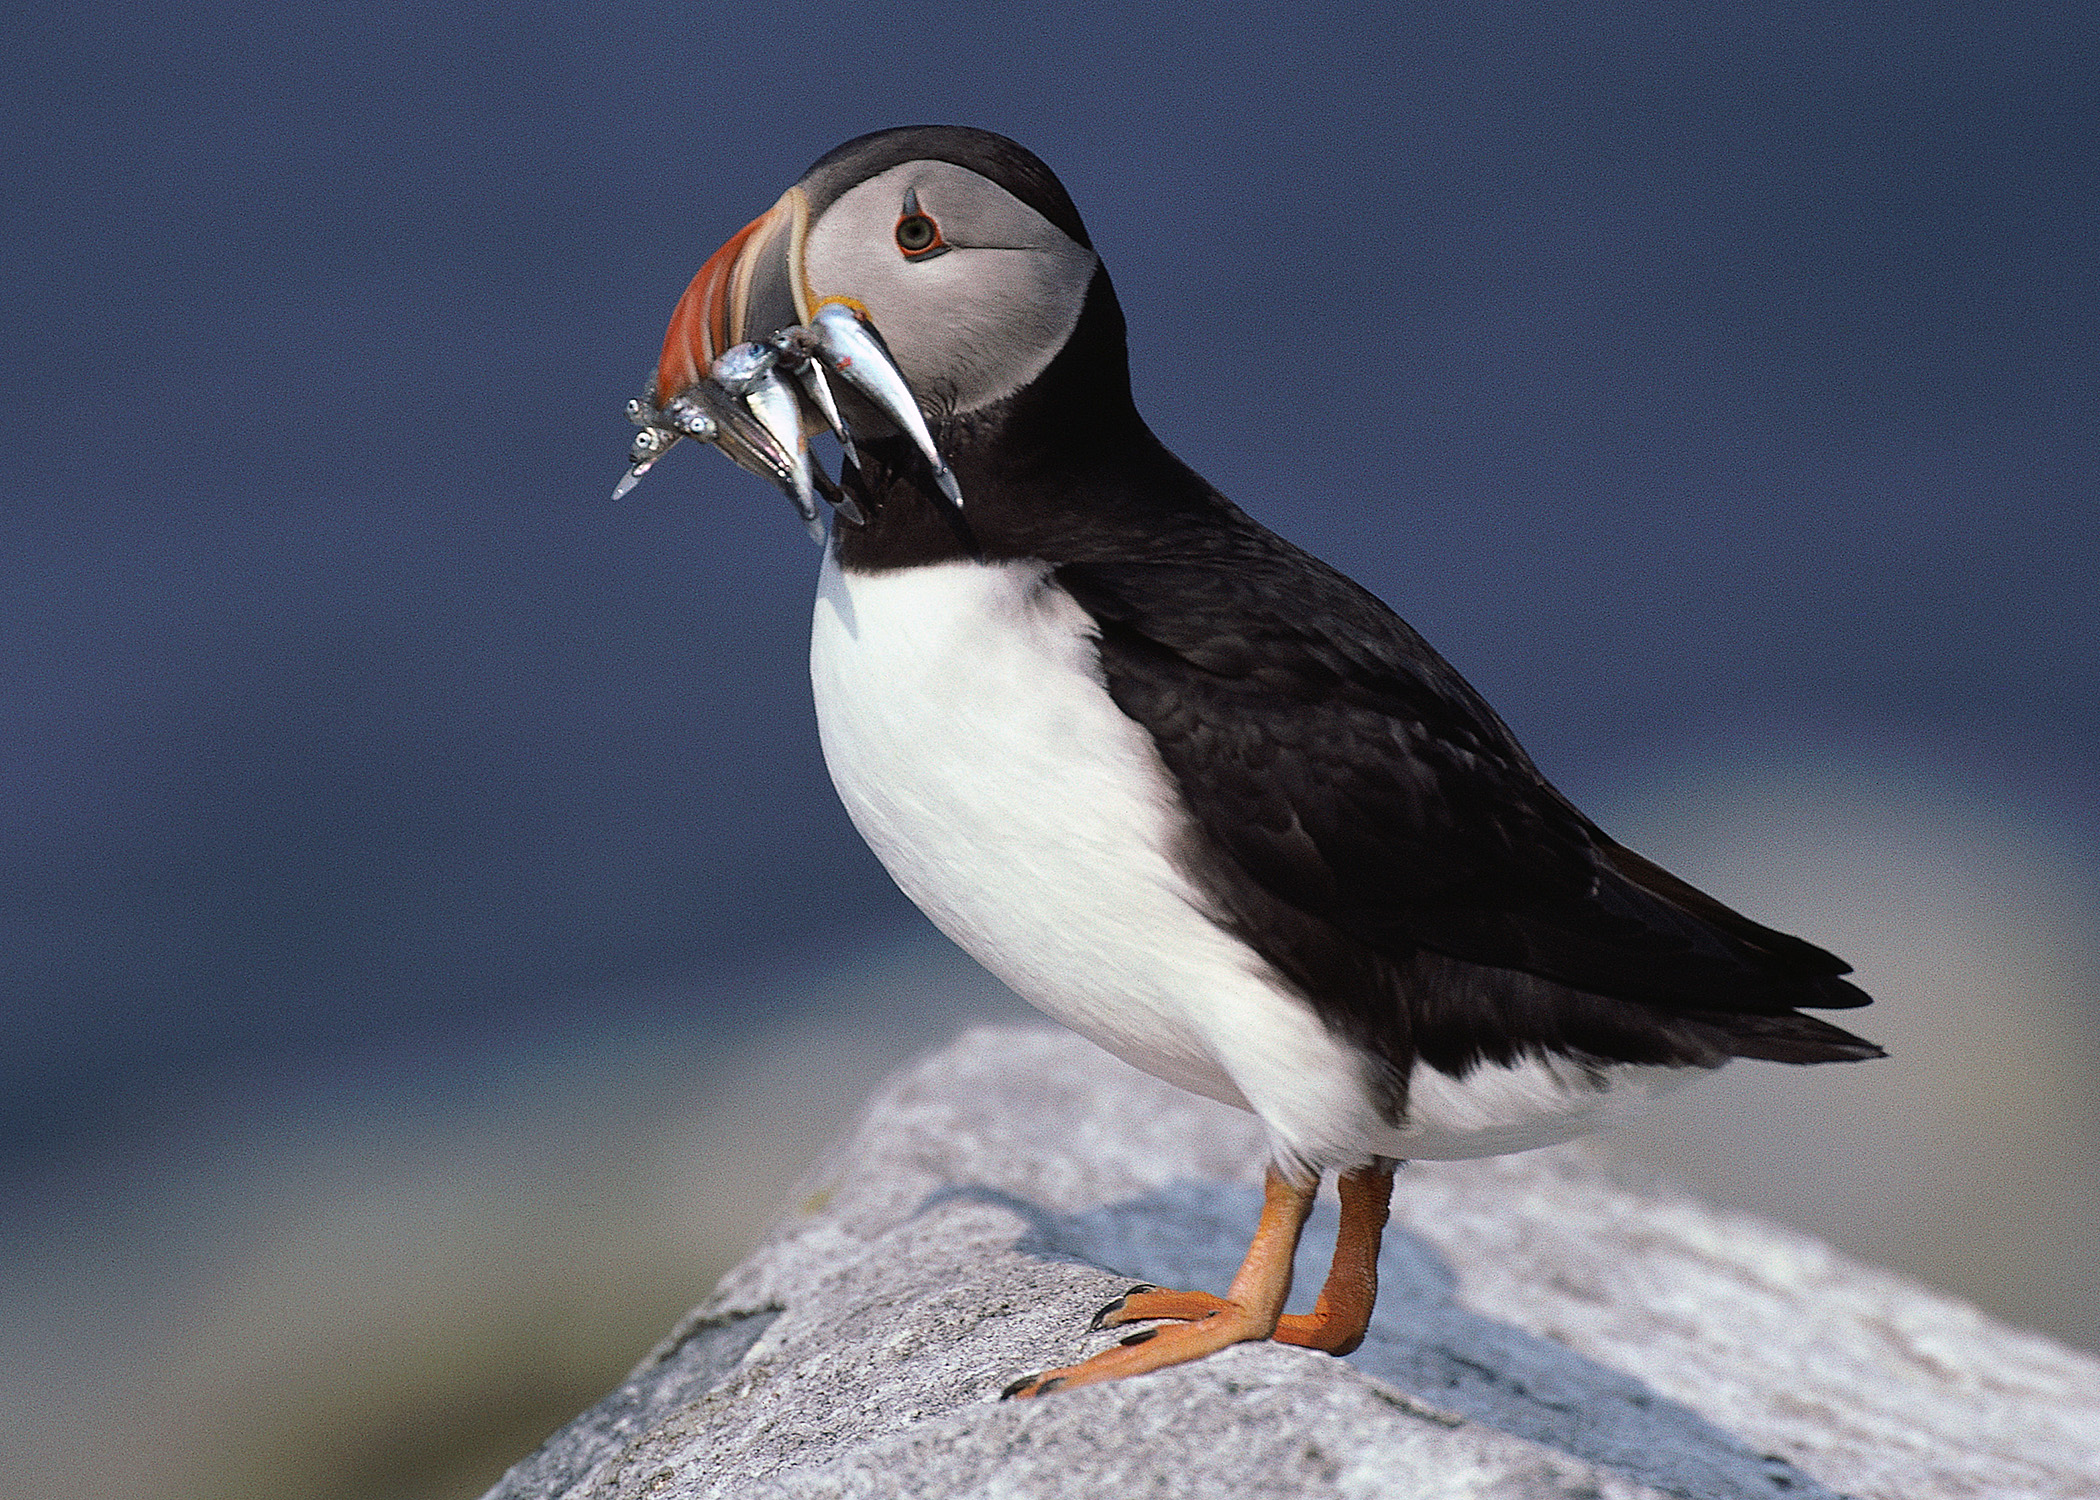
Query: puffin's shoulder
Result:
<box><xmin>1047</xmin><ymin>497</ymin><xmax>1545</xmax><ymax>786</ymax></box>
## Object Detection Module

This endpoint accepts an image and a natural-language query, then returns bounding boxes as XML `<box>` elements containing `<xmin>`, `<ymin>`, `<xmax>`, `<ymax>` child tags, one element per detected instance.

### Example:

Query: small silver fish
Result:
<box><xmin>808</xmin><ymin>302</ymin><xmax>963</xmax><ymax>512</ymax></box>
<box><xmin>714</xmin><ymin>345</ymin><xmax>821</xmax><ymax>541</ymax></box>
<box><xmin>613</xmin><ymin>306</ymin><xmax>953</xmax><ymax>537</ymax></box>
<box><xmin>772</xmin><ymin>332</ymin><xmax>859</xmax><ymax>470</ymax></box>
<box><xmin>613</xmin><ymin>424</ymin><xmax>680</xmax><ymax>501</ymax></box>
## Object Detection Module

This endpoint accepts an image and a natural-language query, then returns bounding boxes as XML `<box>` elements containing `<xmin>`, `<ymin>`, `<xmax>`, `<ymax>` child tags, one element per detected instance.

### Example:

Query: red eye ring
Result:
<box><xmin>894</xmin><ymin>211</ymin><xmax>948</xmax><ymax>260</ymax></box>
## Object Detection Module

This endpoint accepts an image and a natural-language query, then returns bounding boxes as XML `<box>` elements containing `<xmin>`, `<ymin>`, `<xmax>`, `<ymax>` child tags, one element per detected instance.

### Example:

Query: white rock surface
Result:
<box><xmin>485</xmin><ymin>1027</ymin><xmax>2100</xmax><ymax>1500</ymax></box>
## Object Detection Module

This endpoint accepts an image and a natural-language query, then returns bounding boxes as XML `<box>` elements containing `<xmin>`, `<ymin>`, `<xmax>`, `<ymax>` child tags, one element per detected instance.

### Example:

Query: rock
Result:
<box><xmin>485</xmin><ymin>1027</ymin><xmax>2100</xmax><ymax>1500</ymax></box>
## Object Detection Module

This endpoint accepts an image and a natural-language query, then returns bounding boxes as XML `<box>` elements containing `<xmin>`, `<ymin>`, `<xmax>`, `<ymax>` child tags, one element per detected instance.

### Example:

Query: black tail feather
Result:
<box><xmin>1684</xmin><ymin>1008</ymin><xmax>1887</xmax><ymax>1065</ymax></box>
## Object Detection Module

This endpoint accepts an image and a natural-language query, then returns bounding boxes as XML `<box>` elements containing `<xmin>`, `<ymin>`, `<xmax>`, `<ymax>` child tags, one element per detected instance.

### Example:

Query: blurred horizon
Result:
<box><xmin>4</xmin><ymin>2</ymin><xmax>2096</xmax><ymax>1496</ymax></box>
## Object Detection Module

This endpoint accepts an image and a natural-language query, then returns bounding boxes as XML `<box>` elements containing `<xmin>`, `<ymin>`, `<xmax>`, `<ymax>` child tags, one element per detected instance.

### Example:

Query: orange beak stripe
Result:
<box><xmin>653</xmin><ymin>188</ymin><xmax>810</xmax><ymax>408</ymax></box>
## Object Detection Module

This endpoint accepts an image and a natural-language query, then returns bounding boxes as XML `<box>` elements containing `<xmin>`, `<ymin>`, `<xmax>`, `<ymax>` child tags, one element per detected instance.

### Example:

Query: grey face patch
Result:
<box><xmin>801</xmin><ymin>161</ymin><xmax>1099</xmax><ymax>417</ymax></box>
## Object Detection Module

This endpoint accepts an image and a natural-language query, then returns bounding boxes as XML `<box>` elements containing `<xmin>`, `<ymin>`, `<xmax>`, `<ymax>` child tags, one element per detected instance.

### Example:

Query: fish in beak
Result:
<box><xmin>615</xmin><ymin>188</ymin><xmax>961</xmax><ymax>535</ymax></box>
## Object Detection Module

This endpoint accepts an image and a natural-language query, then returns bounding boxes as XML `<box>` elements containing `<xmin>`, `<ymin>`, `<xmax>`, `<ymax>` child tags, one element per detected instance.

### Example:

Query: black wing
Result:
<box><xmin>1055</xmin><ymin>530</ymin><xmax>1875</xmax><ymax>1036</ymax></box>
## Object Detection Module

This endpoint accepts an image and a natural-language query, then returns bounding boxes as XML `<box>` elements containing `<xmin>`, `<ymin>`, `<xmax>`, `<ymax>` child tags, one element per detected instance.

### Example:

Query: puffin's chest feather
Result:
<box><xmin>807</xmin><ymin>552</ymin><xmax>1385</xmax><ymax>1141</ymax></box>
<box><xmin>808</xmin><ymin>553</ymin><xmax>1167</xmax><ymax>881</ymax></box>
<box><xmin>806</xmin><ymin>553</ymin><xmax>1212</xmax><ymax>1008</ymax></box>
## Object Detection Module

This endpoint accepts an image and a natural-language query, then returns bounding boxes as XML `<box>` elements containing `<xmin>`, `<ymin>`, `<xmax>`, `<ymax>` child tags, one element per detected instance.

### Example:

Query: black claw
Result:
<box><xmin>1088</xmin><ymin>1283</ymin><xmax>1157</xmax><ymax>1332</ymax></box>
<box><xmin>1037</xmin><ymin>1377</ymin><xmax>1067</xmax><ymax>1395</ymax></box>
<box><xmin>1119</xmin><ymin>1327</ymin><xmax>1158</xmax><ymax>1347</ymax></box>
<box><xmin>999</xmin><ymin>1373</ymin><xmax>1039</xmax><ymax>1400</ymax></box>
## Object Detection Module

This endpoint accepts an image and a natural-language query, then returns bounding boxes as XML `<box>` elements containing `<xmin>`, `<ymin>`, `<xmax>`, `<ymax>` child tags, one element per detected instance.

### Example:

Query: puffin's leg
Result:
<box><xmin>1002</xmin><ymin>1166</ymin><xmax>1317</xmax><ymax>1398</ymax></box>
<box><xmin>1273</xmin><ymin>1159</ymin><xmax>1395</xmax><ymax>1354</ymax></box>
<box><xmin>1092</xmin><ymin>1161</ymin><xmax>1397</xmax><ymax>1355</ymax></box>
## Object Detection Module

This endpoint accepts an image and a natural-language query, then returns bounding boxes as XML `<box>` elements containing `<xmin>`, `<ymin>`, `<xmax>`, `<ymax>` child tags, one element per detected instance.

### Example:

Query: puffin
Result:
<box><xmin>623</xmin><ymin>126</ymin><xmax>1883</xmax><ymax>1398</ymax></box>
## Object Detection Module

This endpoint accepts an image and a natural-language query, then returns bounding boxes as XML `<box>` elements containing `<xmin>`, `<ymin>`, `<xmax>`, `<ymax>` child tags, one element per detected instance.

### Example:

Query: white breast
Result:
<box><xmin>808</xmin><ymin>550</ymin><xmax>1710</xmax><ymax>1166</ymax></box>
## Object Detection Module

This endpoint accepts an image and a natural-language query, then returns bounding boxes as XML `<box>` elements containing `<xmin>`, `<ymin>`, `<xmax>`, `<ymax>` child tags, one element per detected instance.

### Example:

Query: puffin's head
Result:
<box><xmin>652</xmin><ymin>127</ymin><xmax>1102</xmax><ymax>424</ymax></box>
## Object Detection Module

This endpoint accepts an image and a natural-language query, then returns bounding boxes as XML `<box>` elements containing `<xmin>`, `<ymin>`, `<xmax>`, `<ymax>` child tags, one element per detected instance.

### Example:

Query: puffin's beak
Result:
<box><xmin>652</xmin><ymin>187</ymin><xmax>812</xmax><ymax>408</ymax></box>
<box><xmin>622</xmin><ymin>183</ymin><xmax>962</xmax><ymax>525</ymax></box>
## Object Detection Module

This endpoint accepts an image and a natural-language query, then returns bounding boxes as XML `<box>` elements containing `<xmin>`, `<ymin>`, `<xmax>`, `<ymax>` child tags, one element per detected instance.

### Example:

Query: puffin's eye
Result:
<box><xmin>893</xmin><ymin>190</ymin><xmax>950</xmax><ymax>261</ymax></box>
<box><xmin>895</xmin><ymin>212</ymin><xmax>944</xmax><ymax>257</ymax></box>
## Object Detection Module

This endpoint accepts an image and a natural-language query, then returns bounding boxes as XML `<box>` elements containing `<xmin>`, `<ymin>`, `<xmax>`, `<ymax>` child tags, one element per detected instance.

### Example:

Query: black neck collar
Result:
<box><xmin>832</xmin><ymin>267</ymin><xmax>1226</xmax><ymax>573</ymax></box>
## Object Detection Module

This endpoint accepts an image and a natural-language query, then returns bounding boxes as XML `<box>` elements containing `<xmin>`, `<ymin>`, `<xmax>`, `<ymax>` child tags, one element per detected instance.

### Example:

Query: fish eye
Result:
<box><xmin>895</xmin><ymin>211</ymin><xmax>945</xmax><ymax>259</ymax></box>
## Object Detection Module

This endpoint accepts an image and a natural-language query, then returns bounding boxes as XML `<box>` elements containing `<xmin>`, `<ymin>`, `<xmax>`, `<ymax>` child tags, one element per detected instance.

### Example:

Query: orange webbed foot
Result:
<box><xmin>1001</xmin><ymin>1293</ymin><xmax>1284</xmax><ymax>1398</ymax></box>
<box><xmin>1088</xmin><ymin>1281</ymin><xmax>1370</xmax><ymax>1356</ymax></box>
<box><xmin>1089</xmin><ymin>1283</ymin><xmax>1230</xmax><ymax>1330</ymax></box>
<box><xmin>999</xmin><ymin>1164</ymin><xmax>1397</xmax><ymax>1397</ymax></box>
<box><xmin>1003</xmin><ymin>1167</ymin><xmax>1321</xmax><ymax>1398</ymax></box>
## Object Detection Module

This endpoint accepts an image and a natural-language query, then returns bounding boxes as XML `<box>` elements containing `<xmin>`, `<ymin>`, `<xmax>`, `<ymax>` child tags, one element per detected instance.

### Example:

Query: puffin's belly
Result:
<box><xmin>810</xmin><ymin>552</ymin><xmax>1403</xmax><ymax>1163</ymax></box>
